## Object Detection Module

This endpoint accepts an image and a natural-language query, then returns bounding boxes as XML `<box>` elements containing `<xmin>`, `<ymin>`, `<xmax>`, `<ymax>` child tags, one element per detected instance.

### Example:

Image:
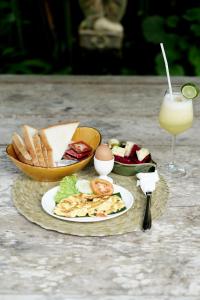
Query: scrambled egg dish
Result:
<box><xmin>54</xmin><ymin>193</ymin><xmax>125</xmax><ymax>218</ymax></box>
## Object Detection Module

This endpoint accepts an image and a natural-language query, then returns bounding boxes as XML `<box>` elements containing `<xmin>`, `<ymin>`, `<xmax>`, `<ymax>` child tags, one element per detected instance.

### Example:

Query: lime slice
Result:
<box><xmin>181</xmin><ymin>83</ymin><xmax>199</xmax><ymax>99</ymax></box>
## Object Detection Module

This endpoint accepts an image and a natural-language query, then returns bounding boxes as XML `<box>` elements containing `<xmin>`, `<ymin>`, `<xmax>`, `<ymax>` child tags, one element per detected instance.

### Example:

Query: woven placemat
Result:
<box><xmin>12</xmin><ymin>169</ymin><xmax>169</xmax><ymax>236</ymax></box>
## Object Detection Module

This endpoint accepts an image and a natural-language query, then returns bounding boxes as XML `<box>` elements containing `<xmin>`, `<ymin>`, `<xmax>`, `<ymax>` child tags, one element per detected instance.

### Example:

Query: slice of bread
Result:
<box><xmin>12</xmin><ymin>140</ymin><xmax>33</xmax><ymax>165</ymax></box>
<box><xmin>41</xmin><ymin>142</ymin><xmax>49</xmax><ymax>167</ymax></box>
<box><xmin>22</xmin><ymin>125</ymin><xmax>40</xmax><ymax>166</ymax></box>
<box><xmin>33</xmin><ymin>133</ymin><xmax>46</xmax><ymax>167</ymax></box>
<box><xmin>40</xmin><ymin>122</ymin><xmax>79</xmax><ymax>167</ymax></box>
<box><xmin>12</xmin><ymin>133</ymin><xmax>32</xmax><ymax>162</ymax></box>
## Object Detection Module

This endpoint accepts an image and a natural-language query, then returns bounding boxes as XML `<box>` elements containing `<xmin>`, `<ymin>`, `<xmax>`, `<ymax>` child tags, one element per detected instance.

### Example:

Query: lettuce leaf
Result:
<box><xmin>55</xmin><ymin>175</ymin><xmax>79</xmax><ymax>204</ymax></box>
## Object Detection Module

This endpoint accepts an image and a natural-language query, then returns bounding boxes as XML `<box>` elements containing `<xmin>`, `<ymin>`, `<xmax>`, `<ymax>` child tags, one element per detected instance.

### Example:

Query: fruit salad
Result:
<box><xmin>108</xmin><ymin>139</ymin><xmax>151</xmax><ymax>165</ymax></box>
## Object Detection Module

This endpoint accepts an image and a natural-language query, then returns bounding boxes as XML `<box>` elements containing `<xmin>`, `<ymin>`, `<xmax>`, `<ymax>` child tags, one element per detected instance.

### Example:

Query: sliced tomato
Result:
<box><xmin>90</xmin><ymin>179</ymin><xmax>113</xmax><ymax>196</ymax></box>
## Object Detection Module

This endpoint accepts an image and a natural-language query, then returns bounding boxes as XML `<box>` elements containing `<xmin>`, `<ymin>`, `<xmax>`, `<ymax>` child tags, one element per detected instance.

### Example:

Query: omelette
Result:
<box><xmin>54</xmin><ymin>193</ymin><xmax>126</xmax><ymax>218</ymax></box>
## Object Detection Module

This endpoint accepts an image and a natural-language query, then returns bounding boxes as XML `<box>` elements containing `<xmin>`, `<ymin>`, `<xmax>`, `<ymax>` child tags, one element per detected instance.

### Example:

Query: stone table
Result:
<box><xmin>0</xmin><ymin>75</ymin><xmax>200</xmax><ymax>300</ymax></box>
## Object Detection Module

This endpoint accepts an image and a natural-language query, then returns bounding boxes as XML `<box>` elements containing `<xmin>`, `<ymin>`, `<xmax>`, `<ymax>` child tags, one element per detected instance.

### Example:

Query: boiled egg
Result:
<box><xmin>95</xmin><ymin>144</ymin><xmax>113</xmax><ymax>161</ymax></box>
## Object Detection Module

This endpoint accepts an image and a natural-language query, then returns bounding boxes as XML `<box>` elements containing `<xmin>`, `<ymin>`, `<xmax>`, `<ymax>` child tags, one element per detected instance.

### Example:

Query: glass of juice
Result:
<box><xmin>159</xmin><ymin>86</ymin><xmax>193</xmax><ymax>176</ymax></box>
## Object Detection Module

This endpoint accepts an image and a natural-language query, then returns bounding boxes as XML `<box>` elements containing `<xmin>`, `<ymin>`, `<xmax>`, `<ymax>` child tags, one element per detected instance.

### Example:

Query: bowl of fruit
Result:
<box><xmin>108</xmin><ymin>139</ymin><xmax>156</xmax><ymax>176</ymax></box>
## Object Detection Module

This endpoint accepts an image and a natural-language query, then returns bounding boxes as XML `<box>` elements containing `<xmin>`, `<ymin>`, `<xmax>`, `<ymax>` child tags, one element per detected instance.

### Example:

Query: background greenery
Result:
<box><xmin>0</xmin><ymin>0</ymin><xmax>199</xmax><ymax>75</ymax></box>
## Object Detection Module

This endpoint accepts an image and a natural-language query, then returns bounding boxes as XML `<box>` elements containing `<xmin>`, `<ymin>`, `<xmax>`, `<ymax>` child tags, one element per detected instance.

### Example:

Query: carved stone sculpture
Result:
<box><xmin>79</xmin><ymin>0</ymin><xmax>127</xmax><ymax>49</ymax></box>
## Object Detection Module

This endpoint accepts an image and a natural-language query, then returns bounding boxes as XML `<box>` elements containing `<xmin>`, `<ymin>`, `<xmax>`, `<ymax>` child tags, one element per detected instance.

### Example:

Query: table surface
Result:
<box><xmin>0</xmin><ymin>75</ymin><xmax>200</xmax><ymax>300</ymax></box>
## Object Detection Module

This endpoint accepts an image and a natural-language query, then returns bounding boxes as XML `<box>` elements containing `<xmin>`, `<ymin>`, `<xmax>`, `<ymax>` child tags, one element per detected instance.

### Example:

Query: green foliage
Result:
<box><xmin>0</xmin><ymin>1</ymin><xmax>200</xmax><ymax>75</ymax></box>
<box><xmin>183</xmin><ymin>8</ymin><xmax>200</xmax><ymax>21</ymax></box>
<box><xmin>166</xmin><ymin>16</ymin><xmax>179</xmax><ymax>28</ymax></box>
<box><xmin>142</xmin><ymin>16</ymin><xmax>165</xmax><ymax>43</ymax></box>
<box><xmin>190</xmin><ymin>24</ymin><xmax>200</xmax><ymax>37</ymax></box>
<box><xmin>6</xmin><ymin>59</ymin><xmax>53</xmax><ymax>74</ymax></box>
<box><xmin>0</xmin><ymin>0</ymin><xmax>71</xmax><ymax>74</ymax></box>
<box><xmin>189</xmin><ymin>46</ymin><xmax>200</xmax><ymax>76</ymax></box>
<box><xmin>155</xmin><ymin>54</ymin><xmax>184</xmax><ymax>76</ymax></box>
<box><xmin>142</xmin><ymin>7</ymin><xmax>200</xmax><ymax>75</ymax></box>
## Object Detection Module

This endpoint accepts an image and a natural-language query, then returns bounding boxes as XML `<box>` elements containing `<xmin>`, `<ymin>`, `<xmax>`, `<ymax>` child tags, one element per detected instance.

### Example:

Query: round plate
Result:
<box><xmin>41</xmin><ymin>184</ymin><xmax>134</xmax><ymax>222</ymax></box>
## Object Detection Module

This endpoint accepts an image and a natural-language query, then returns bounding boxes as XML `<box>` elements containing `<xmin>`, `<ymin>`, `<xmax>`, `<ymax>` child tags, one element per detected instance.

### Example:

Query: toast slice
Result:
<box><xmin>12</xmin><ymin>140</ymin><xmax>33</xmax><ymax>165</ymax></box>
<box><xmin>12</xmin><ymin>133</ymin><xmax>32</xmax><ymax>163</ymax></box>
<box><xmin>33</xmin><ymin>133</ymin><xmax>46</xmax><ymax>167</ymax></box>
<box><xmin>22</xmin><ymin>125</ymin><xmax>40</xmax><ymax>166</ymax></box>
<box><xmin>40</xmin><ymin>122</ymin><xmax>79</xmax><ymax>167</ymax></box>
<box><xmin>41</xmin><ymin>142</ymin><xmax>49</xmax><ymax>167</ymax></box>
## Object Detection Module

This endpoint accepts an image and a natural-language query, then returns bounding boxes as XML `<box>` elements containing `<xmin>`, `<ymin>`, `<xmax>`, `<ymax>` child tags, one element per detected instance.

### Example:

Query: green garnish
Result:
<box><xmin>55</xmin><ymin>175</ymin><xmax>79</xmax><ymax>204</ymax></box>
<box><xmin>108</xmin><ymin>192</ymin><xmax>126</xmax><ymax>214</ymax></box>
<box><xmin>181</xmin><ymin>83</ymin><xmax>199</xmax><ymax>99</ymax></box>
<box><xmin>109</xmin><ymin>206</ymin><xmax>127</xmax><ymax>215</ymax></box>
<box><xmin>112</xmin><ymin>192</ymin><xmax>122</xmax><ymax>198</ymax></box>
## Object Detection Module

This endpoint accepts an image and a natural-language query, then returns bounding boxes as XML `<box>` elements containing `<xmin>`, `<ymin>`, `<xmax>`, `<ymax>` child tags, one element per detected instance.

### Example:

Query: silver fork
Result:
<box><xmin>142</xmin><ymin>192</ymin><xmax>152</xmax><ymax>231</ymax></box>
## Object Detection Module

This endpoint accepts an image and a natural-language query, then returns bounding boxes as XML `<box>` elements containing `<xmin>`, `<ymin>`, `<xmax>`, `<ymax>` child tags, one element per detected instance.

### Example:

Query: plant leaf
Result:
<box><xmin>0</xmin><ymin>2</ymin><xmax>11</xmax><ymax>9</ymax></box>
<box><xmin>183</xmin><ymin>8</ymin><xmax>200</xmax><ymax>21</ymax></box>
<box><xmin>190</xmin><ymin>24</ymin><xmax>200</xmax><ymax>37</ymax></box>
<box><xmin>6</xmin><ymin>59</ymin><xmax>52</xmax><ymax>74</ymax></box>
<box><xmin>162</xmin><ymin>34</ymin><xmax>181</xmax><ymax>61</ymax></box>
<box><xmin>155</xmin><ymin>54</ymin><xmax>185</xmax><ymax>75</ymax></box>
<box><xmin>155</xmin><ymin>54</ymin><xmax>167</xmax><ymax>75</ymax></box>
<box><xmin>170</xmin><ymin>65</ymin><xmax>185</xmax><ymax>75</ymax></box>
<box><xmin>189</xmin><ymin>46</ymin><xmax>200</xmax><ymax>75</ymax></box>
<box><xmin>2</xmin><ymin>47</ymin><xmax>15</xmax><ymax>56</ymax></box>
<box><xmin>5</xmin><ymin>13</ymin><xmax>15</xmax><ymax>23</ymax></box>
<box><xmin>142</xmin><ymin>16</ymin><xmax>165</xmax><ymax>43</ymax></box>
<box><xmin>166</xmin><ymin>15</ymin><xmax>179</xmax><ymax>28</ymax></box>
<box><xmin>179</xmin><ymin>38</ymin><xmax>189</xmax><ymax>50</ymax></box>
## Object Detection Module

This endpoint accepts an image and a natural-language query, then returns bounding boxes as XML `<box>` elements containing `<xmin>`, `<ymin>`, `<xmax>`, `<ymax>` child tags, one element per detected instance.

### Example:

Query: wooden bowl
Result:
<box><xmin>6</xmin><ymin>127</ymin><xmax>101</xmax><ymax>182</ymax></box>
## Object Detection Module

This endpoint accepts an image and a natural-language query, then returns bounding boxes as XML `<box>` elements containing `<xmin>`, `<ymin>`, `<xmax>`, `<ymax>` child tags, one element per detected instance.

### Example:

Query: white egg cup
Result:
<box><xmin>94</xmin><ymin>157</ymin><xmax>114</xmax><ymax>183</ymax></box>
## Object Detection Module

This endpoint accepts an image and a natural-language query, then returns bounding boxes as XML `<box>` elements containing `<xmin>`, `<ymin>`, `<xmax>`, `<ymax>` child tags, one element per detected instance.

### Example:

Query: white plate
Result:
<box><xmin>41</xmin><ymin>184</ymin><xmax>134</xmax><ymax>222</ymax></box>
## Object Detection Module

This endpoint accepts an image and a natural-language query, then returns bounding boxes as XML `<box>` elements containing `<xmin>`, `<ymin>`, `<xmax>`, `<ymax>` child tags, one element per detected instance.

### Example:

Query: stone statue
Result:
<box><xmin>79</xmin><ymin>0</ymin><xmax>127</xmax><ymax>49</ymax></box>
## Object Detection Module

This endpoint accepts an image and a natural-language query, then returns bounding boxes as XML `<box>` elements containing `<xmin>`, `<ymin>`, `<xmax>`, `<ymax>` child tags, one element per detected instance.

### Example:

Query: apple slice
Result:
<box><xmin>124</xmin><ymin>141</ymin><xmax>135</xmax><ymax>157</ymax></box>
<box><xmin>112</xmin><ymin>146</ymin><xmax>126</xmax><ymax>157</ymax></box>
<box><xmin>136</xmin><ymin>148</ymin><xmax>150</xmax><ymax>162</ymax></box>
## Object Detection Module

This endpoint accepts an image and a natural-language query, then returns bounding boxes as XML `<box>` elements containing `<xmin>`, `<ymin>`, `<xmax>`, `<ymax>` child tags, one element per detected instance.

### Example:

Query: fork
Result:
<box><xmin>142</xmin><ymin>192</ymin><xmax>152</xmax><ymax>231</ymax></box>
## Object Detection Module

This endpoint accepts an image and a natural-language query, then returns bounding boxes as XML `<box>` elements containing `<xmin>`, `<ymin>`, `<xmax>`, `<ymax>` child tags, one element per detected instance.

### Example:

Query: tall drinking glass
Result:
<box><xmin>159</xmin><ymin>87</ymin><xmax>193</xmax><ymax>176</ymax></box>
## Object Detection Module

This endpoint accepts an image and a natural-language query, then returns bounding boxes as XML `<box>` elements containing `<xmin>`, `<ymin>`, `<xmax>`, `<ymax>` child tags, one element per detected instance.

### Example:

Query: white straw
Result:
<box><xmin>160</xmin><ymin>43</ymin><xmax>173</xmax><ymax>97</ymax></box>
